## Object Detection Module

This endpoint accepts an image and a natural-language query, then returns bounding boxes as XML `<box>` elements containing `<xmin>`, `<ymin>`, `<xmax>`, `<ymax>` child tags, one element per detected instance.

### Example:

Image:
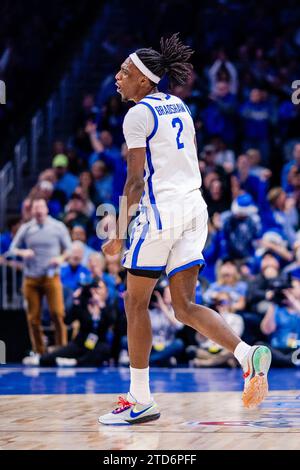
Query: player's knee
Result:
<box><xmin>124</xmin><ymin>291</ymin><xmax>148</xmax><ymax>316</ymax></box>
<box><xmin>173</xmin><ymin>300</ymin><xmax>192</xmax><ymax>324</ymax></box>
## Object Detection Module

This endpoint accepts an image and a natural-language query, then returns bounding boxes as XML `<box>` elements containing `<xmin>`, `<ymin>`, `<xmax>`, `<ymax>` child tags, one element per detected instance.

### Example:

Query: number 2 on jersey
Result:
<box><xmin>172</xmin><ymin>117</ymin><xmax>184</xmax><ymax>149</ymax></box>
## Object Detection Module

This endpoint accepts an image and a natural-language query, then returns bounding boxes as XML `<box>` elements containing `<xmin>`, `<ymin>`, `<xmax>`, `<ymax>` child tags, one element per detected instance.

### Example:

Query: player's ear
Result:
<box><xmin>140</xmin><ymin>76</ymin><xmax>148</xmax><ymax>87</ymax></box>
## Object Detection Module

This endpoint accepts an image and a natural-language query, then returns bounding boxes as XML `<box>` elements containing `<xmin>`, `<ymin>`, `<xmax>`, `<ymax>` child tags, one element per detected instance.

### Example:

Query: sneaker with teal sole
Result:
<box><xmin>98</xmin><ymin>393</ymin><xmax>161</xmax><ymax>425</ymax></box>
<box><xmin>242</xmin><ymin>345</ymin><xmax>272</xmax><ymax>408</ymax></box>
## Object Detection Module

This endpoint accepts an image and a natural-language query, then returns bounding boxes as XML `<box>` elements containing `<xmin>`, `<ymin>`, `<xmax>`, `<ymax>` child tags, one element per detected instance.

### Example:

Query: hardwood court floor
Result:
<box><xmin>1</xmin><ymin>391</ymin><xmax>300</xmax><ymax>450</ymax></box>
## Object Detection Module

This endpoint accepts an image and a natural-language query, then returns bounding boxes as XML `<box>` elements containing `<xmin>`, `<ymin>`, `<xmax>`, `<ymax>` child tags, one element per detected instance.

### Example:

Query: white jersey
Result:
<box><xmin>123</xmin><ymin>92</ymin><xmax>207</xmax><ymax>230</ymax></box>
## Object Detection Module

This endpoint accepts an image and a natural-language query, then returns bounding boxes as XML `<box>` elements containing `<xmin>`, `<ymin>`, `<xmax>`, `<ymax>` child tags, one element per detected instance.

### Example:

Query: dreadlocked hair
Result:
<box><xmin>135</xmin><ymin>32</ymin><xmax>194</xmax><ymax>87</ymax></box>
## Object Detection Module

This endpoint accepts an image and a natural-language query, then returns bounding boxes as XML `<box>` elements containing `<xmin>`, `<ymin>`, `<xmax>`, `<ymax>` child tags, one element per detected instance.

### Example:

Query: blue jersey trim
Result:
<box><xmin>144</xmin><ymin>93</ymin><xmax>171</xmax><ymax>101</ymax></box>
<box><xmin>129</xmin><ymin>265</ymin><xmax>166</xmax><ymax>271</ymax></box>
<box><xmin>139</xmin><ymin>100</ymin><xmax>159</xmax><ymax>140</ymax></box>
<box><xmin>129</xmin><ymin>224</ymin><xmax>136</xmax><ymax>247</ymax></box>
<box><xmin>131</xmin><ymin>221</ymin><xmax>149</xmax><ymax>268</ymax></box>
<box><xmin>144</xmin><ymin>95</ymin><xmax>162</xmax><ymax>101</ymax></box>
<box><xmin>181</xmin><ymin>100</ymin><xmax>192</xmax><ymax>116</ymax></box>
<box><xmin>138</xmin><ymin>101</ymin><xmax>162</xmax><ymax>230</ymax></box>
<box><xmin>167</xmin><ymin>259</ymin><xmax>206</xmax><ymax>278</ymax></box>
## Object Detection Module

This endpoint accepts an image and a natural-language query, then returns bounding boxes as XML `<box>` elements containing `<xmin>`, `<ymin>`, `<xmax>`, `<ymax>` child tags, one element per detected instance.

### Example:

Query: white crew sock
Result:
<box><xmin>234</xmin><ymin>341</ymin><xmax>252</xmax><ymax>366</ymax></box>
<box><xmin>129</xmin><ymin>366</ymin><xmax>151</xmax><ymax>405</ymax></box>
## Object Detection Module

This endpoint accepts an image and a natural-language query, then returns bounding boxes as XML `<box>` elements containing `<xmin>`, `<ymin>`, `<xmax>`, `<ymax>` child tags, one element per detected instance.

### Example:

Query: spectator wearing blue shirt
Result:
<box><xmin>221</xmin><ymin>194</ymin><xmax>261</xmax><ymax>260</ymax></box>
<box><xmin>89</xmin><ymin>142</ymin><xmax>127</xmax><ymax>211</ymax></box>
<box><xmin>264</xmin><ymin>187</ymin><xmax>298</xmax><ymax>246</ymax></box>
<box><xmin>60</xmin><ymin>241</ymin><xmax>91</xmax><ymax>315</ymax></box>
<box><xmin>254</xmin><ymin>230</ymin><xmax>293</xmax><ymax>271</ymax></box>
<box><xmin>52</xmin><ymin>154</ymin><xmax>79</xmax><ymax>200</ymax></box>
<box><xmin>111</xmin><ymin>142</ymin><xmax>127</xmax><ymax>210</ymax></box>
<box><xmin>203</xmin><ymin>223</ymin><xmax>224</xmax><ymax>283</ymax></box>
<box><xmin>202</xmin><ymin>81</ymin><xmax>237</xmax><ymax>146</ymax></box>
<box><xmin>260</xmin><ymin>276</ymin><xmax>300</xmax><ymax>366</ymax></box>
<box><xmin>233</xmin><ymin>154</ymin><xmax>269</xmax><ymax>210</ymax></box>
<box><xmin>278</xmin><ymin>101</ymin><xmax>300</xmax><ymax>142</ymax></box>
<box><xmin>85</xmin><ymin>123</ymin><xmax>122</xmax><ymax>168</ymax></box>
<box><xmin>240</xmin><ymin>88</ymin><xmax>273</xmax><ymax>166</ymax></box>
<box><xmin>60</xmin><ymin>241</ymin><xmax>91</xmax><ymax>292</ymax></box>
<box><xmin>105</xmin><ymin>253</ymin><xmax>126</xmax><ymax>297</ymax></box>
<box><xmin>283</xmin><ymin>241</ymin><xmax>300</xmax><ymax>275</ymax></box>
<box><xmin>281</xmin><ymin>142</ymin><xmax>300</xmax><ymax>192</ymax></box>
<box><xmin>96</xmin><ymin>73</ymin><xmax>119</xmax><ymax>108</ymax></box>
<box><xmin>0</xmin><ymin>215</ymin><xmax>21</xmax><ymax>254</ymax></box>
<box><xmin>90</xmin><ymin>160</ymin><xmax>113</xmax><ymax>206</ymax></box>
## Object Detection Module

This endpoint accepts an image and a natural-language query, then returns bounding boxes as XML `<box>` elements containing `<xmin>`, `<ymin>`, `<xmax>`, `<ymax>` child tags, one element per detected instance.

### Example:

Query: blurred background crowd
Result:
<box><xmin>1</xmin><ymin>0</ymin><xmax>300</xmax><ymax>369</ymax></box>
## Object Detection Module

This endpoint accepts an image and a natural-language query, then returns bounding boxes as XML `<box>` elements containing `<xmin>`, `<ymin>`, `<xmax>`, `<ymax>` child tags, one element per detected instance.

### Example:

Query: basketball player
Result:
<box><xmin>98</xmin><ymin>34</ymin><xmax>271</xmax><ymax>425</ymax></box>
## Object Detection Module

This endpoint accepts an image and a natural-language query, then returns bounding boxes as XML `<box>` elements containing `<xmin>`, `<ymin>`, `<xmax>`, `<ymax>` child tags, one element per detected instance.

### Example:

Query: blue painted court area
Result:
<box><xmin>0</xmin><ymin>366</ymin><xmax>300</xmax><ymax>395</ymax></box>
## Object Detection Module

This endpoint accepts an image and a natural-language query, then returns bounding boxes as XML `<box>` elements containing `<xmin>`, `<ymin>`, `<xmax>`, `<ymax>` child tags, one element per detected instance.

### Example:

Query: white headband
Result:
<box><xmin>129</xmin><ymin>53</ymin><xmax>161</xmax><ymax>84</ymax></box>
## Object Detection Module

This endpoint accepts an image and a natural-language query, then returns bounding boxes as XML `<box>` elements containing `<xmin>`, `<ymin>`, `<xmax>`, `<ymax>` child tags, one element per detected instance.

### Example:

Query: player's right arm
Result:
<box><xmin>102</xmin><ymin>150</ymin><xmax>145</xmax><ymax>256</ymax></box>
<box><xmin>102</xmin><ymin>105</ymin><xmax>148</xmax><ymax>256</ymax></box>
<box><xmin>117</xmin><ymin>146</ymin><xmax>145</xmax><ymax>240</ymax></box>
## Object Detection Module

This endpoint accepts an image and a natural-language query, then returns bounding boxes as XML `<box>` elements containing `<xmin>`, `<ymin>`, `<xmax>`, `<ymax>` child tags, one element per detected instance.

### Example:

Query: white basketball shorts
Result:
<box><xmin>122</xmin><ymin>206</ymin><xmax>208</xmax><ymax>278</ymax></box>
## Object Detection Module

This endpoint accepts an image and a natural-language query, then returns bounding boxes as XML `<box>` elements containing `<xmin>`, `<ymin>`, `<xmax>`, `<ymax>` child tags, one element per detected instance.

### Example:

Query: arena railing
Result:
<box><xmin>0</xmin><ymin>4</ymin><xmax>112</xmax><ymax>310</ymax></box>
<box><xmin>0</xmin><ymin>162</ymin><xmax>14</xmax><ymax>230</ymax></box>
<box><xmin>0</xmin><ymin>7</ymin><xmax>111</xmax><ymax>233</ymax></box>
<box><xmin>14</xmin><ymin>137</ymin><xmax>28</xmax><ymax>200</ymax></box>
<box><xmin>0</xmin><ymin>258</ymin><xmax>23</xmax><ymax>310</ymax></box>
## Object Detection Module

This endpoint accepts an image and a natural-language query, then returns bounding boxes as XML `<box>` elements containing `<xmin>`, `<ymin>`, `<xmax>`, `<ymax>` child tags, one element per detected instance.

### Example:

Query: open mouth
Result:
<box><xmin>116</xmin><ymin>83</ymin><xmax>121</xmax><ymax>93</ymax></box>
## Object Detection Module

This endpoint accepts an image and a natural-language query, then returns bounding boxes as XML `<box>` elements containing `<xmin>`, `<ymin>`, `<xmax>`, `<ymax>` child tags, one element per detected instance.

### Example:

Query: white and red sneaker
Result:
<box><xmin>98</xmin><ymin>393</ymin><xmax>160</xmax><ymax>425</ymax></box>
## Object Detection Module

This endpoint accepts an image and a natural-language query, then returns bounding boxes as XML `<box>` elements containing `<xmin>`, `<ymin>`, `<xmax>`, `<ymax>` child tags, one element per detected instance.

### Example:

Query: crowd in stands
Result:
<box><xmin>1</xmin><ymin>0</ymin><xmax>300</xmax><ymax>368</ymax></box>
<box><xmin>0</xmin><ymin>0</ymin><xmax>101</xmax><ymax>166</ymax></box>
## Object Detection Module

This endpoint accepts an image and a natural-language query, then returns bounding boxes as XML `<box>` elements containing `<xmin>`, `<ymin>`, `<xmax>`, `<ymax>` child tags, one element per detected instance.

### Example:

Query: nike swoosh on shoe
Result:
<box><xmin>130</xmin><ymin>405</ymin><xmax>154</xmax><ymax>419</ymax></box>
